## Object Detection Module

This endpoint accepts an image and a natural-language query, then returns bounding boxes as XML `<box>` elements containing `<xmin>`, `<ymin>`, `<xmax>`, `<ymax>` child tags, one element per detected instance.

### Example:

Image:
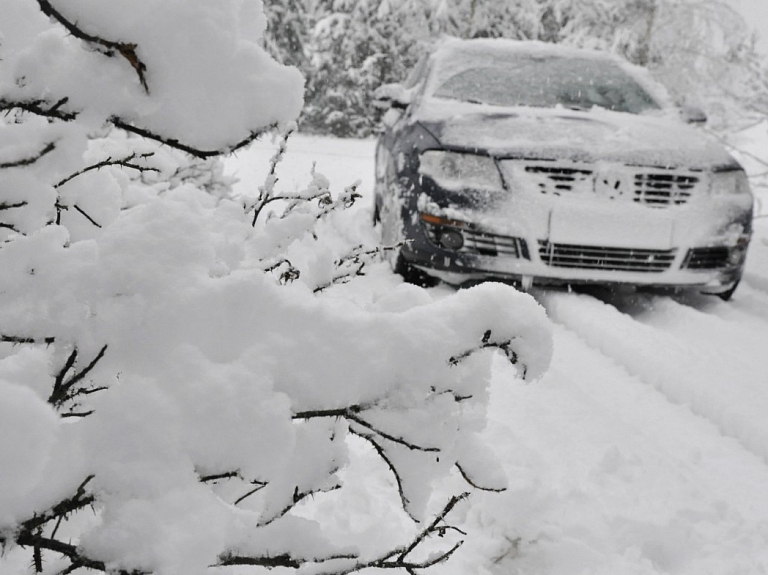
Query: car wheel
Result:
<box><xmin>393</xmin><ymin>252</ymin><xmax>440</xmax><ymax>288</ymax></box>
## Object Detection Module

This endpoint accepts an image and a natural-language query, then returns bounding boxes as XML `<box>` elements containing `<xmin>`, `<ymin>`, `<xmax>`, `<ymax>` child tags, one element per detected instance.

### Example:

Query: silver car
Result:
<box><xmin>373</xmin><ymin>38</ymin><xmax>753</xmax><ymax>299</ymax></box>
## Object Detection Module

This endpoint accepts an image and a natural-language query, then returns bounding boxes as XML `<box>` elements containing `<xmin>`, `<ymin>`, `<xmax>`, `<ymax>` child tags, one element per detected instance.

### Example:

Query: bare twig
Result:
<box><xmin>455</xmin><ymin>463</ymin><xmax>506</xmax><ymax>493</ymax></box>
<box><xmin>0</xmin><ymin>142</ymin><xmax>56</xmax><ymax>169</ymax></box>
<box><xmin>396</xmin><ymin>492</ymin><xmax>469</xmax><ymax>562</ymax></box>
<box><xmin>1</xmin><ymin>335</ymin><xmax>56</xmax><ymax>345</ymax></box>
<box><xmin>262</xmin><ymin>258</ymin><xmax>301</xmax><ymax>284</ymax></box>
<box><xmin>35</xmin><ymin>0</ymin><xmax>149</xmax><ymax>92</ymax></box>
<box><xmin>449</xmin><ymin>330</ymin><xmax>524</xmax><ymax>376</ymax></box>
<box><xmin>72</xmin><ymin>205</ymin><xmax>102</xmax><ymax>228</ymax></box>
<box><xmin>218</xmin><ymin>553</ymin><xmax>356</xmax><ymax>570</ymax></box>
<box><xmin>199</xmin><ymin>471</ymin><xmax>242</xmax><ymax>483</ymax></box>
<box><xmin>111</xmin><ymin>117</ymin><xmax>272</xmax><ymax>159</ymax></box>
<box><xmin>219</xmin><ymin>494</ymin><xmax>469</xmax><ymax>575</ymax></box>
<box><xmin>349</xmin><ymin>429</ymin><xmax>412</xmax><ymax>518</ymax></box>
<box><xmin>55</xmin><ymin>153</ymin><xmax>158</xmax><ymax>188</ymax></box>
<box><xmin>346</xmin><ymin>413</ymin><xmax>440</xmax><ymax>452</ymax></box>
<box><xmin>48</xmin><ymin>345</ymin><xmax>109</xmax><ymax>409</ymax></box>
<box><xmin>251</xmin><ymin>125</ymin><xmax>297</xmax><ymax>226</ymax></box>
<box><xmin>257</xmin><ymin>483</ymin><xmax>342</xmax><ymax>527</ymax></box>
<box><xmin>233</xmin><ymin>480</ymin><xmax>268</xmax><ymax>506</ymax></box>
<box><xmin>313</xmin><ymin>244</ymin><xmax>400</xmax><ymax>293</ymax></box>
<box><xmin>0</xmin><ymin>223</ymin><xmax>21</xmax><ymax>234</ymax></box>
<box><xmin>0</xmin><ymin>97</ymin><xmax>77</xmax><ymax>121</ymax></box>
<box><xmin>251</xmin><ymin>190</ymin><xmax>330</xmax><ymax>226</ymax></box>
<box><xmin>20</xmin><ymin>476</ymin><xmax>95</xmax><ymax>534</ymax></box>
<box><xmin>293</xmin><ymin>404</ymin><xmax>439</xmax><ymax>452</ymax></box>
<box><xmin>0</xmin><ymin>201</ymin><xmax>28</xmax><ymax>210</ymax></box>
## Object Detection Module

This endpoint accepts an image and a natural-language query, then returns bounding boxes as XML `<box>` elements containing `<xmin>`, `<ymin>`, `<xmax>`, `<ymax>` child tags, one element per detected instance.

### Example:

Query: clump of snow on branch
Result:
<box><xmin>2</xmin><ymin>0</ymin><xmax>303</xmax><ymax>150</ymax></box>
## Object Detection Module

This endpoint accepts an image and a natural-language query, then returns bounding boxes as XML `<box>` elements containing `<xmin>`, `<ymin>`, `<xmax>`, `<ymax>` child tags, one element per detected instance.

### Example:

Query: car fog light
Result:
<box><xmin>438</xmin><ymin>229</ymin><xmax>464</xmax><ymax>250</ymax></box>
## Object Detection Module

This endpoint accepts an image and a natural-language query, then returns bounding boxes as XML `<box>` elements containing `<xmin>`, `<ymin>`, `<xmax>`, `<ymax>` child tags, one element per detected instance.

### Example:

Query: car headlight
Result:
<box><xmin>709</xmin><ymin>169</ymin><xmax>751</xmax><ymax>195</ymax></box>
<box><xmin>419</xmin><ymin>151</ymin><xmax>503</xmax><ymax>191</ymax></box>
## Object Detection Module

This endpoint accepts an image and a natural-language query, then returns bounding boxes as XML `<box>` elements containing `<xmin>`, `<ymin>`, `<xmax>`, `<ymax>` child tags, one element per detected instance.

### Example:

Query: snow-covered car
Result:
<box><xmin>373</xmin><ymin>38</ymin><xmax>753</xmax><ymax>299</ymax></box>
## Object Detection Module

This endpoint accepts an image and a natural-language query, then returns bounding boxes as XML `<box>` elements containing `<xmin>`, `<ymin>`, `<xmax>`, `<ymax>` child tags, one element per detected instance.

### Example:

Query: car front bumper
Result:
<box><xmin>402</xmin><ymin>202</ymin><xmax>751</xmax><ymax>293</ymax></box>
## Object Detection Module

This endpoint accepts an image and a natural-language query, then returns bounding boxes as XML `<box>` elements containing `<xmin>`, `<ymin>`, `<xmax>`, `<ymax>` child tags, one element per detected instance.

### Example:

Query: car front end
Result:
<box><xmin>402</xmin><ymin>148</ymin><xmax>752</xmax><ymax>295</ymax></box>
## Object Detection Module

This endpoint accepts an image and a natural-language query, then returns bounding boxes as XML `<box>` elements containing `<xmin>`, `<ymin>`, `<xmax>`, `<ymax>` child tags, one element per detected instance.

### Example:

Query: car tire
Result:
<box><xmin>393</xmin><ymin>252</ymin><xmax>440</xmax><ymax>288</ymax></box>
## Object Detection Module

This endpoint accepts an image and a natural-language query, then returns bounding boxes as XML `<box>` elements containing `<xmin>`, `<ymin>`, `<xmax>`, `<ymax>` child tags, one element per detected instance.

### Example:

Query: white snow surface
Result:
<box><xmin>222</xmin><ymin>134</ymin><xmax>768</xmax><ymax>575</ymax></box>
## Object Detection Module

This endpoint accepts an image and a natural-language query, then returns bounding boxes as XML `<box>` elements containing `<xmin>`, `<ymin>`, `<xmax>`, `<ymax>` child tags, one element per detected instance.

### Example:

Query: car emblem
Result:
<box><xmin>594</xmin><ymin>170</ymin><xmax>628</xmax><ymax>199</ymax></box>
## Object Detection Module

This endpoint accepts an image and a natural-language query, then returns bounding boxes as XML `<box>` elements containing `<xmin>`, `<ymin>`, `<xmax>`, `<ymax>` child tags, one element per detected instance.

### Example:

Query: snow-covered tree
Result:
<box><xmin>0</xmin><ymin>2</ymin><xmax>552</xmax><ymax>575</ymax></box>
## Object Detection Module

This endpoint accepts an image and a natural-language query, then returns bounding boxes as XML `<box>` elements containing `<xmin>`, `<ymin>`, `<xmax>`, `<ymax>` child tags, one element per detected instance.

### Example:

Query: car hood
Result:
<box><xmin>414</xmin><ymin>100</ymin><xmax>738</xmax><ymax>170</ymax></box>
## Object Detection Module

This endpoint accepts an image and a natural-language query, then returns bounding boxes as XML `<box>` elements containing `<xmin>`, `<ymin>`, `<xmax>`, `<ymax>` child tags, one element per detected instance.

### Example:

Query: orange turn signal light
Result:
<box><xmin>419</xmin><ymin>213</ymin><xmax>466</xmax><ymax>228</ymax></box>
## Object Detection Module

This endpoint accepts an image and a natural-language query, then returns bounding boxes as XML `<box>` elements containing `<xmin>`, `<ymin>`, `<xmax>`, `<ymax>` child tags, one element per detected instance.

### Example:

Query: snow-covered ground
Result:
<box><xmin>226</xmin><ymin>133</ymin><xmax>768</xmax><ymax>575</ymax></box>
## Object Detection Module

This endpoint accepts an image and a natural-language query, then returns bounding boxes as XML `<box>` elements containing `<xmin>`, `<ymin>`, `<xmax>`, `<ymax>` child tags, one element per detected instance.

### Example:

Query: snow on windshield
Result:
<box><xmin>431</xmin><ymin>56</ymin><xmax>660</xmax><ymax>114</ymax></box>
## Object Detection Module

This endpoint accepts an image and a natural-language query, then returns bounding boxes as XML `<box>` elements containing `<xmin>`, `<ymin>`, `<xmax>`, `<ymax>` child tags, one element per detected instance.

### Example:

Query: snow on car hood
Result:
<box><xmin>414</xmin><ymin>99</ymin><xmax>738</xmax><ymax>170</ymax></box>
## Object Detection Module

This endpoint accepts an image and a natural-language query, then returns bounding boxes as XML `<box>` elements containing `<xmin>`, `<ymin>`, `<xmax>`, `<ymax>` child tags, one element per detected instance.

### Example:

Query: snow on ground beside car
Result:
<box><xmin>225</xmin><ymin>134</ymin><xmax>768</xmax><ymax>574</ymax></box>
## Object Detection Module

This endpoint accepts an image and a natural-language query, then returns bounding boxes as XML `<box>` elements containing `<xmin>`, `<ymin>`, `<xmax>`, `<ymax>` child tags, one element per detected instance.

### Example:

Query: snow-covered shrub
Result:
<box><xmin>0</xmin><ymin>2</ymin><xmax>552</xmax><ymax>575</ymax></box>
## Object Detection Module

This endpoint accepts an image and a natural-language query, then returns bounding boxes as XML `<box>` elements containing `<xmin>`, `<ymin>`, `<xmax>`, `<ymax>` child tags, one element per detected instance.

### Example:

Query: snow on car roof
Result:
<box><xmin>432</xmin><ymin>36</ymin><xmax>615</xmax><ymax>61</ymax></box>
<box><xmin>426</xmin><ymin>37</ymin><xmax>672</xmax><ymax>108</ymax></box>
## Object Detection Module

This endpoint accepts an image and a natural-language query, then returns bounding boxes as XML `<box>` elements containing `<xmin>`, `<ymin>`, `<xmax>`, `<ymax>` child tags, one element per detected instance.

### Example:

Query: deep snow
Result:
<box><xmin>224</xmin><ymin>133</ymin><xmax>768</xmax><ymax>575</ymax></box>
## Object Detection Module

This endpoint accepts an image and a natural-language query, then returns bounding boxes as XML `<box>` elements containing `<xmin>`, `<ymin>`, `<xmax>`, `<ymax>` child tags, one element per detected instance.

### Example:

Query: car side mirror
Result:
<box><xmin>373</xmin><ymin>83</ymin><xmax>412</xmax><ymax>110</ymax></box>
<box><xmin>678</xmin><ymin>105</ymin><xmax>707</xmax><ymax>125</ymax></box>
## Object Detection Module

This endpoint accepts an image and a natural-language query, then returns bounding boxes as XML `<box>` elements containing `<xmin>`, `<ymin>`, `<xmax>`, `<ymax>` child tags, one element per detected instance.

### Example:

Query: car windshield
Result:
<box><xmin>431</xmin><ymin>56</ymin><xmax>660</xmax><ymax>114</ymax></box>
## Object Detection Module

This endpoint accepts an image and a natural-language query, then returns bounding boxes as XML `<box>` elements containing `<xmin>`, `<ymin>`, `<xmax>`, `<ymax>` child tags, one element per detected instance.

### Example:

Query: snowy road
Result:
<box><xmin>227</xmin><ymin>135</ymin><xmax>768</xmax><ymax>574</ymax></box>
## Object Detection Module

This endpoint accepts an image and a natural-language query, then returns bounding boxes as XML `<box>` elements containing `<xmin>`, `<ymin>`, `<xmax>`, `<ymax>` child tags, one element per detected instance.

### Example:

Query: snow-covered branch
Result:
<box><xmin>218</xmin><ymin>493</ymin><xmax>470</xmax><ymax>575</ymax></box>
<box><xmin>313</xmin><ymin>244</ymin><xmax>401</xmax><ymax>292</ymax></box>
<box><xmin>0</xmin><ymin>97</ymin><xmax>77</xmax><ymax>121</ymax></box>
<box><xmin>55</xmin><ymin>153</ymin><xmax>158</xmax><ymax>189</ymax></box>
<box><xmin>35</xmin><ymin>0</ymin><xmax>150</xmax><ymax>93</ymax></box>
<box><xmin>0</xmin><ymin>334</ymin><xmax>56</xmax><ymax>345</ymax></box>
<box><xmin>110</xmin><ymin>118</ymin><xmax>275</xmax><ymax>159</ymax></box>
<box><xmin>48</xmin><ymin>345</ymin><xmax>109</xmax><ymax>413</ymax></box>
<box><xmin>295</xmin><ymin>404</ymin><xmax>440</xmax><ymax>452</ymax></box>
<box><xmin>449</xmin><ymin>330</ymin><xmax>526</xmax><ymax>377</ymax></box>
<box><xmin>0</xmin><ymin>142</ymin><xmax>56</xmax><ymax>169</ymax></box>
<box><xmin>0</xmin><ymin>3</ymin><xmax>553</xmax><ymax>574</ymax></box>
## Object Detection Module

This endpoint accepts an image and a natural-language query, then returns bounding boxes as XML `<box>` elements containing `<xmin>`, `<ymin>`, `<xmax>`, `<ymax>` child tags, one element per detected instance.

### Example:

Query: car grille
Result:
<box><xmin>524</xmin><ymin>166</ymin><xmax>592</xmax><ymax>194</ymax></box>
<box><xmin>682</xmin><ymin>247</ymin><xmax>730</xmax><ymax>270</ymax></box>
<box><xmin>538</xmin><ymin>241</ymin><xmax>677</xmax><ymax>272</ymax></box>
<box><xmin>464</xmin><ymin>229</ymin><xmax>529</xmax><ymax>259</ymax></box>
<box><xmin>633</xmin><ymin>173</ymin><xmax>697</xmax><ymax>206</ymax></box>
<box><xmin>516</xmin><ymin>163</ymin><xmax>700</xmax><ymax>207</ymax></box>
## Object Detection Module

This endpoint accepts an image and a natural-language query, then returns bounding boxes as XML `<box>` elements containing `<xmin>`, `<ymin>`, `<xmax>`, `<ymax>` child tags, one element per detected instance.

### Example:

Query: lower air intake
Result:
<box><xmin>539</xmin><ymin>241</ymin><xmax>676</xmax><ymax>273</ymax></box>
<box><xmin>683</xmin><ymin>247</ymin><xmax>730</xmax><ymax>270</ymax></box>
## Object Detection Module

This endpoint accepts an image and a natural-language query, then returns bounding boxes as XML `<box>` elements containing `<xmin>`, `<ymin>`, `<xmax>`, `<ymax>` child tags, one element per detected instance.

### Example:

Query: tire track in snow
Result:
<box><xmin>461</xmin><ymin>325</ymin><xmax>768</xmax><ymax>574</ymax></box>
<box><xmin>537</xmin><ymin>289</ymin><xmax>768</xmax><ymax>466</ymax></box>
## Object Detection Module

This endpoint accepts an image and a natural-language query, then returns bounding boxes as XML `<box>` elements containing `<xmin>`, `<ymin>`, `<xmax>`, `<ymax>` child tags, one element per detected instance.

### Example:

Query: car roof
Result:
<box><xmin>430</xmin><ymin>37</ymin><xmax>618</xmax><ymax>67</ymax></box>
<box><xmin>424</xmin><ymin>37</ymin><xmax>670</xmax><ymax>107</ymax></box>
